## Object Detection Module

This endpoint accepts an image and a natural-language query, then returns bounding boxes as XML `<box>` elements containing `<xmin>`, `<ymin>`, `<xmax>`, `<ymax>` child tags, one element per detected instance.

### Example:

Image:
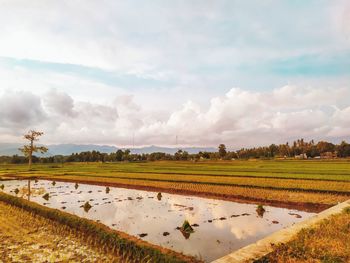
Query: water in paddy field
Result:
<box><xmin>1</xmin><ymin>180</ymin><xmax>316</xmax><ymax>262</ymax></box>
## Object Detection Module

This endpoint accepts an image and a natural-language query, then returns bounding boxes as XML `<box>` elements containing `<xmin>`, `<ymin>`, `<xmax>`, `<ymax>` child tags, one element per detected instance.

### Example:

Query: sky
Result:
<box><xmin>0</xmin><ymin>0</ymin><xmax>349</xmax><ymax>149</ymax></box>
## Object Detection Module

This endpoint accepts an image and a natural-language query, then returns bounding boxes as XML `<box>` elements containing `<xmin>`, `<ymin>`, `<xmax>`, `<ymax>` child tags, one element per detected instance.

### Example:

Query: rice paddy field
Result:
<box><xmin>1</xmin><ymin>159</ymin><xmax>350</xmax><ymax>262</ymax></box>
<box><xmin>1</xmin><ymin>159</ymin><xmax>350</xmax><ymax>207</ymax></box>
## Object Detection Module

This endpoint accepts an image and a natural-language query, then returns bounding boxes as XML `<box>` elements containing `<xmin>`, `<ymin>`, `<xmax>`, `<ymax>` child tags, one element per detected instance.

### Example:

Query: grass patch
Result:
<box><xmin>257</xmin><ymin>206</ymin><xmax>350</xmax><ymax>263</ymax></box>
<box><xmin>0</xmin><ymin>202</ymin><xmax>119</xmax><ymax>262</ymax></box>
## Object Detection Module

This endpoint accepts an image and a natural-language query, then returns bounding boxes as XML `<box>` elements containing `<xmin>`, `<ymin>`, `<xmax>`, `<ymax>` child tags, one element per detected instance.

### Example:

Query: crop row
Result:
<box><xmin>3</xmin><ymin>168</ymin><xmax>350</xmax><ymax>193</ymax></box>
<box><xmin>51</xmin><ymin>171</ymin><xmax>350</xmax><ymax>193</ymax></box>
<box><xmin>2</xmin><ymin>161</ymin><xmax>350</xmax><ymax>182</ymax></box>
<box><xmin>51</xmin><ymin>175</ymin><xmax>350</xmax><ymax>207</ymax></box>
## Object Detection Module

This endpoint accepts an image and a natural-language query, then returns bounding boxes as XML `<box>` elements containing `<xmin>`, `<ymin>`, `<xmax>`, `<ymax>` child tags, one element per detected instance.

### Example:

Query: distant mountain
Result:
<box><xmin>0</xmin><ymin>143</ymin><xmax>22</xmax><ymax>156</ymax></box>
<box><xmin>0</xmin><ymin>143</ymin><xmax>118</xmax><ymax>156</ymax></box>
<box><xmin>47</xmin><ymin>144</ymin><xmax>118</xmax><ymax>156</ymax></box>
<box><xmin>0</xmin><ymin>143</ymin><xmax>216</xmax><ymax>156</ymax></box>
<box><xmin>129</xmin><ymin>146</ymin><xmax>216</xmax><ymax>154</ymax></box>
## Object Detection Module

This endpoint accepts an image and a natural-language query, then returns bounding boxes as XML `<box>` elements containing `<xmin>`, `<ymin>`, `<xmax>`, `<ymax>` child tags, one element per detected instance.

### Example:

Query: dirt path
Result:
<box><xmin>0</xmin><ymin>201</ymin><xmax>119</xmax><ymax>263</ymax></box>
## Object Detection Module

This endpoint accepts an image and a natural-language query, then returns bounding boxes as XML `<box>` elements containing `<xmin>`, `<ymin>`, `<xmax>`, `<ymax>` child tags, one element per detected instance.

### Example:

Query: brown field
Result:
<box><xmin>0</xmin><ymin>201</ymin><xmax>119</xmax><ymax>263</ymax></box>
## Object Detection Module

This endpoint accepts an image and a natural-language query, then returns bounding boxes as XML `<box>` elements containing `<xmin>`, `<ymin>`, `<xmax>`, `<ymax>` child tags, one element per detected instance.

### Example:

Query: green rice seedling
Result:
<box><xmin>42</xmin><ymin>193</ymin><xmax>50</xmax><ymax>201</ymax></box>
<box><xmin>14</xmin><ymin>188</ymin><xmax>19</xmax><ymax>195</ymax></box>
<box><xmin>75</xmin><ymin>183</ymin><xmax>79</xmax><ymax>189</ymax></box>
<box><xmin>181</xmin><ymin>220</ymin><xmax>194</xmax><ymax>234</ymax></box>
<box><xmin>83</xmin><ymin>201</ymin><xmax>92</xmax><ymax>212</ymax></box>
<box><xmin>179</xmin><ymin>220</ymin><xmax>194</xmax><ymax>240</ymax></box>
<box><xmin>256</xmin><ymin>204</ymin><xmax>266</xmax><ymax>217</ymax></box>
<box><xmin>0</xmin><ymin>184</ymin><xmax>4</xmax><ymax>190</ymax></box>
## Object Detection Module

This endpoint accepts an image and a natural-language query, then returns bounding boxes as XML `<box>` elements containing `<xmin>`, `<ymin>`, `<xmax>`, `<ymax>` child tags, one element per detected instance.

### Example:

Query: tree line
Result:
<box><xmin>1</xmin><ymin>138</ymin><xmax>350</xmax><ymax>164</ymax></box>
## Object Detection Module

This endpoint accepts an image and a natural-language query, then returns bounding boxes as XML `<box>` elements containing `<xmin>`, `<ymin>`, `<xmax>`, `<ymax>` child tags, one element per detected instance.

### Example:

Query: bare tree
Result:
<box><xmin>19</xmin><ymin>130</ymin><xmax>48</xmax><ymax>169</ymax></box>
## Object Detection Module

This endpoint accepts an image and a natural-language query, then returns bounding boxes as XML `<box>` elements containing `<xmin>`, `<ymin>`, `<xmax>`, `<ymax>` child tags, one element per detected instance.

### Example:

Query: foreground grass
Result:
<box><xmin>259</xmin><ymin>207</ymin><xmax>350</xmax><ymax>263</ymax></box>
<box><xmin>1</xmin><ymin>160</ymin><xmax>349</xmax><ymax>208</ymax></box>
<box><xmin>0</xmin><ymin>201</ymin><xmax>118</xmax><ymax>262</ymax></box>
<box><xmin>0</xmin><ymin>192</ymin><xmax>198</xmax><ymax>263</ymax></box>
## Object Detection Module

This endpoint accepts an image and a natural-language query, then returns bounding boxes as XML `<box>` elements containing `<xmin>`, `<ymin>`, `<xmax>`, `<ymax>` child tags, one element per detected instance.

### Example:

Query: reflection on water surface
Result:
<box><xmin>1</xmin><ymin>180</ymin><xmax>316</xmax><ymax>262</ymax></box>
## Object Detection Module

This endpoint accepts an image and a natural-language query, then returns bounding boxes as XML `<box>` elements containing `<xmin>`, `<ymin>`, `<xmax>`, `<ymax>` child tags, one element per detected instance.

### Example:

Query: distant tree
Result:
<box><xmin>123</xmin><ymin>149</ymin><xmax>131</xmax><ymax>161</ymax></box>
<box><xmin>316</xmin><ymin>141</ymin><xmax>335</xmax><ymax>154</ymax></box>
<box><xmin>268</xmin><ymin>144</ymin><xmax>278</xmax><ymax>157</ymax></box>
<box><xmin>218</xmin><ymin>144</ymin><xmax>227</xmax><ymax>158</ymax></box>
<box><xmin>174</xmin><ymin>149</ymin><xmax>183</xmax><ymax>160</ymax></box>
<box><xmin>201</xmin><ymin>151</ymin><xmax>211</xmax><ymax>159</ymax></box>
<box><xmin>337</xmin><ymin>141</ymin><xmax>350</xmax><ymax>158</ymax></box>
<box><xmin>19</xmin><ymin>130</ymin><xmax>48</xmax><ymax>169</ymax></box>
<box><xmin>115</xmin><ymin>150</ymin><xmax>124</xmax><ymax>161</ymax></box>
<box><xmin>182</xmin><ymin>150</ymin><xmax>189</xmax><ymax>160</ymax></box>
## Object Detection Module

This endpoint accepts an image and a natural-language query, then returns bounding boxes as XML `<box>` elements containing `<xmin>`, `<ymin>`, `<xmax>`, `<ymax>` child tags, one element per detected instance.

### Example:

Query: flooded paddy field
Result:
<box><xmin>1</xmin><ymin>179</ymin><xmax>316</xmax><ymax>262</ymax></box>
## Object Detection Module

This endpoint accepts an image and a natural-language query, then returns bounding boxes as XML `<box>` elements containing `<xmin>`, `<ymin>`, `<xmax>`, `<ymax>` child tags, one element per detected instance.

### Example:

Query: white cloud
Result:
<box><xmin>0</xmin><ymin>91</ymin><xmax>46</xmax><ymax>132</ymax></box>
<box><xmin>0</xmin><ymin>1</ymin><xmax>349</xmax><ymax>147</ymax></box>
<box><xmin>44</xmin><ymin>89</ymin><xmax>76</xmax><ymax>117</ymax></box>
<box><xmin>0</xmin><ymin>85</ymin><xmax>349</xmax><ymax>147</ymax></box>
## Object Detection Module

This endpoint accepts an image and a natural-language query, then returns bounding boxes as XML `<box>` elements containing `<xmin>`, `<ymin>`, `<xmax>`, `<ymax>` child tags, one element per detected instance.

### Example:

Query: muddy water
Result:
<box><xmin>1</xmin><ymin>180</ymin><xmax>316</xmax><ymax>262</ymax></box>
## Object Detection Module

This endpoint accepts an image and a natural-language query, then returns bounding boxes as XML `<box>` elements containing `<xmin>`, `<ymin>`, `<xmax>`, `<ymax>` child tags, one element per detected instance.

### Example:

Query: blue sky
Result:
<box><xmin>0</xmin><ymin>0</ymin><xmax>349</xmax><ymax>147</ymax></box>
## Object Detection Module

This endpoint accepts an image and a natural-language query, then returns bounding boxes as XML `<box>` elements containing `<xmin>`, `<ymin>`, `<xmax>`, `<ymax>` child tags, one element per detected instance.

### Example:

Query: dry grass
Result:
<box><xmin>0</xmin><ymin>201</ymin><xmax>119</xmax><ymax>263</ymax></box>
<box><xmin>259</xmin><ymin>207</ymin><xmax>350</xmax><ymax>263</ymax></box>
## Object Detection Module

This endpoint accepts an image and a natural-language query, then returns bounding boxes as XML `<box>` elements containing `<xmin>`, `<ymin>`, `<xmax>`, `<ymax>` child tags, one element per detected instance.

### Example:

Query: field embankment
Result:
<box><xmin>259</xmin><ymin>206</ymin><xmax>350</xmax><ymax>263</ymax></box>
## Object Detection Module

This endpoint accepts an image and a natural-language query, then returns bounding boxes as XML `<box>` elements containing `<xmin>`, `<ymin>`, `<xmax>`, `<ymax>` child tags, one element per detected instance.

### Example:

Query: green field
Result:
<box><xmin>1</xmin><ymin>159</ymin><xmax>350</xmax><ymax>207</ymax></box>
